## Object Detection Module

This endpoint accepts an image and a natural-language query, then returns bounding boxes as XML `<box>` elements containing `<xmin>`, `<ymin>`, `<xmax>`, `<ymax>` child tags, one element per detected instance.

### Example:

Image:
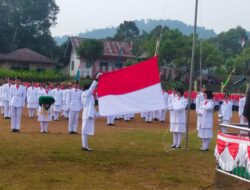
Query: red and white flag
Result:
<box><xmin>97</xmin><ymin>56</ymin><xmax>165</xmax><ymax>116</ymax></box>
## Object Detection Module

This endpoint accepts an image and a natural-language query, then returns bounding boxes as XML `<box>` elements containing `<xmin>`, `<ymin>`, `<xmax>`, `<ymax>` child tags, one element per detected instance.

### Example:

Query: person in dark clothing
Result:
<box><xmin>243</xmin><ymin>90</ymin><xmax>250</xmax><ymax>137</ymax></box>
<box><xmin>243</xmin><ymin>90</ymin><xmax>250</xmax><ymax>125</ymax></box>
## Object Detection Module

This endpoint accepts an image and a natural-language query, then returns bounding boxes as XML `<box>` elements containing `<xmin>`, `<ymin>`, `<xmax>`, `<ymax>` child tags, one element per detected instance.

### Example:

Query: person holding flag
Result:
<box><xmin>81</xmin><ymin>73</ymin><xmax>101</xmax><ymax>151</ymax></box>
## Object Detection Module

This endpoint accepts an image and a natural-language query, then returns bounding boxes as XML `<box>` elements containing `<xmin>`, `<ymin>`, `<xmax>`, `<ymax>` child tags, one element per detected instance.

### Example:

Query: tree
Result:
<box><xmin>0</xmin><ymin>0</ymin><xmax>59</xmax><ymax>56</ymax></box>
<box><xmin>216</xmin><ymin>26</ymin><xmax>248</xmax><ymax>58</ymax></box>
<box><xmin>76</xmin><ymin>39</ymin><xmax>104</xmax><ymax>65</ymax></box>
<box><xmin>114</xmin><ymin>21</ymin><xmax>140</xmax><ymax>42</ymax></box>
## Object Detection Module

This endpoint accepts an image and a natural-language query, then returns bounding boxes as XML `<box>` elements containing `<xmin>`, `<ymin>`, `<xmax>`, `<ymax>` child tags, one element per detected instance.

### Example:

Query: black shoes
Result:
<box><xmin>12</xmin><ymin>129</ymin><xmax>20</xmax><ymax>133</ymax></box>
<box><xmin>170</xmin><ymin>145</ymin><xmax>176</xmax><ymax>148</ymax></box>
<box><xmin>170</xmin><ymin>145</ymin><xmax>181</xmax><ymax>149</ymax></box>
<box><xmin>69</xmin><ymin>131</ymin><xmax>78</xmax><ymax>134</ymax></box>
<box><xmin>81</xmin><ymin>147</ymin><xmax>93</xmax><ymax>151</ymax></box>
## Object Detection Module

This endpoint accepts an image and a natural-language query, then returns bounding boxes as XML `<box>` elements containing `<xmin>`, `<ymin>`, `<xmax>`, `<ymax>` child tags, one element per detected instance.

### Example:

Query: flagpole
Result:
<box><xmin>185</xmin><ymin>0</ymin><xmax>199</xmax><ymax>151</ymax></box>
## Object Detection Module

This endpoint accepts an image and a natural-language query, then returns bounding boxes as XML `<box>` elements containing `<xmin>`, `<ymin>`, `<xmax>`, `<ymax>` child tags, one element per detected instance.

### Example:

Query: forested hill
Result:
<box><xmin>54</xmin><ymin>19</ymin><xmax>217</xmax><ymax>45</ymax></box>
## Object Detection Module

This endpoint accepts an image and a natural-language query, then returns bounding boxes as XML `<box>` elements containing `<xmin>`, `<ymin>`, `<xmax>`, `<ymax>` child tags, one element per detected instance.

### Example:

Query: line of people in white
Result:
<box><xmin>0</xmin><ymin>77</ymin><xmax>247</xmax><ymax>151</ymax></box>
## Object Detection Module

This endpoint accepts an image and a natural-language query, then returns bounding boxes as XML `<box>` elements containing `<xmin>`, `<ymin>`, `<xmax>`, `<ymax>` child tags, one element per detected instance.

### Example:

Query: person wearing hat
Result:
<box><xmin>10</xmin><ymin>77</ymin><xmax>26</xmax><ymax>132</ymax></box>
<box><xmin>198</xmin><ymin>90</ymin><xmax>214</xmax><ymax>151</ymax></box>
<box><xmin>26</xmin><ymin>82</ymin><xmax>38</xmax><ymax>118</ymax></box>
<box><xmin>219</xmin><ymin>93</ymin><xmax>232</xmax><ymax>133</ymax></box>
<box><xmin>167</xmin><ymin>88</ymin><xmax>188</xmax><ymax>148</ymax></box>
<box><xmin>51</xmin><ymin>83</ymin><xmax>63</xmax><ymax>121</ymax></box>
<box><xmin>81</xmin><ymin>74</ymin><xmax>101</xmax><ymax>151</ymax></box>
<box><xmin>67</xmin><ymin>80</ymin><xmax>82</xmax><ymax>134</ymax></box>
<box><xmin>195</xmin><ymin>86</ymin><xmax>206</xmax><ymax>131</ymax></box>
<box><xmin>1</xmin><ymin>78</ymin><xmax>12</xmax><ymax>119</ymax></box>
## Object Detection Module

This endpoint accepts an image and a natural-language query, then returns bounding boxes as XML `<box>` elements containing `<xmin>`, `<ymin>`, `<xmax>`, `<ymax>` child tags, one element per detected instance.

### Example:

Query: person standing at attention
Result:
<box><xmin>10</xmin><ymin>77</ymin><xmax>26</xmax><ymax>132</ymax></box>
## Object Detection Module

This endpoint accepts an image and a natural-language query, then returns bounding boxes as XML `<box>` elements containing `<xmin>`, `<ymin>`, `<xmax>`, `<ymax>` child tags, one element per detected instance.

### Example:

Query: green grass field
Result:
<box><xmin>0</xmin><ymin>110</ymin><xmax>220</xmax><ymax>190</ymax></box>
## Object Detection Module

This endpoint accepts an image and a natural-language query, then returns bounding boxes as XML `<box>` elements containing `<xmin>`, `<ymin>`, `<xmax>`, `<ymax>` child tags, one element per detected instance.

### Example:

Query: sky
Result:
<box><xmin>51</xmin><ymin>0</ymin><xmax>250</xmax><ymax>36</ymax></box>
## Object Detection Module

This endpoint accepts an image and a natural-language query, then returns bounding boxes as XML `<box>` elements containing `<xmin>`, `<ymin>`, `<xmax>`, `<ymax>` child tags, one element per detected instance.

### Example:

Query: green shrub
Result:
<box><xmin>0</xmin><ymin>69</ymin><xmax>67</xmax><ymax>82</ymax></box>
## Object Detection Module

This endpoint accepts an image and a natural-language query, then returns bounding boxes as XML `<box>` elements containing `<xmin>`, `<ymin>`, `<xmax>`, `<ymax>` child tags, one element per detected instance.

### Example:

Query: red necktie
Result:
<box><xmin>204</xmin><ymin>101</ymin><xmax>208</xmax><ymax>105</ymax></box>
<box><xmin>16</xmin><ymin>85</ymin><xmax>19</xmax><ymax>89</ymax></box>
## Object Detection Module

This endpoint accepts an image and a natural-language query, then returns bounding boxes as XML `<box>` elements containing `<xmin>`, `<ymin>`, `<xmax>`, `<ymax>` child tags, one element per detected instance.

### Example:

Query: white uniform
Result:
<box><xmin>26</xmin><ymin>86</ymin><xmax>38</xmax><ymax>117</ymax></box>
<box><xmin>144</xmin><ymin>111</ymin><xmax>153</xmax><ymax>122</ymax></box>
<box><xmin>198</xmin><ymin>99</ymin><xmax>214</xmax><ymax>150</ymax></box>
<box><xmin>51</xmin><ymin>88</ymin><xmax>63</xmax><ymax>120</ymax></box>
<box><xmin>168</xmin><ymin>93</ymin><xmax>177</xmax><ymax>129</ymax></box>
<box><xmin>159</xmin><ymin>91</ymin><xmax>168</xmax><ymax>122</ymax></box>
<box><xmin>239</xmin><ymin>97</ymin><xmax>247</xmax><ymax>125</ymax></box>
<box><xmin>2</xmin><ymin>83</ymin><xmax>12</xmax><ymax>118</ymax></box>
<box><xmin>81</xmin><ymin>81</ymin><xmax>98</xmax><ymax>149</ymax></box>
<box><xmin>62</xmin><ymin>89</ymin><xmax>70</xmax><ymax>118</ymax></box>
<box><xmin>37</xmin><ymin>90</ymin><xmax>53</xmax><ymax>133</ymax></box>
<box><xmin>107</xmin><ymin>116</ymin><xmax>115</xmax><ymax>125</ymax></box>
<box><xmin>196</xmin><ymin>92</ymin><xmax>205</xmax><ymax>131</ymax></box>
<box><xmin>10</xmin><ymin>85</ymin><xmax>26</xmax><ymax>131</ymax></box>
<box><xmin>0</xmin><ymin>85</ymin><xmax>3</xmax><ymax>114</ymax></box>
<box><xmin>168</xmin><ymin>96</ymin><xmax>188</xmax><ymax>148</ymax></box>
<box><xmin>219</xmin><ymin>100</ymin><xmax>232</xmax><ymax>133</ymax></box>
<box><xmin>67</xmin><ymin>88</ymin><xmax>82</xmax><ymax>133</ymax></box>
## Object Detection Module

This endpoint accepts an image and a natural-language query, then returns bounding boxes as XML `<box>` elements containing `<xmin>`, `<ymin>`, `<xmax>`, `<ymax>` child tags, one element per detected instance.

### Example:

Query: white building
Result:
<box><xmin>63</xmin><ymin>37</ymin><xmax>135</xmax><ymax>78</ymax></box>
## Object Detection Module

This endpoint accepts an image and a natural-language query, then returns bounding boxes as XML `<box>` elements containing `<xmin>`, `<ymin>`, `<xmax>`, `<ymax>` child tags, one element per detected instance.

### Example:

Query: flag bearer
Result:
<box><xmin>81</xmin><ymin>74</ymin><xmax>101</xmax><ymax>151</ymax></box>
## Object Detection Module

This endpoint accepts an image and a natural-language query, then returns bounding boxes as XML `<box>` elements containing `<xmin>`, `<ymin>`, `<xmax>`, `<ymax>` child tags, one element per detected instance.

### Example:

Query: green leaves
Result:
<box><xmin>76</xmin><ymin>39</ymin><xmax>104</xmax><ymax>62</ymax></box>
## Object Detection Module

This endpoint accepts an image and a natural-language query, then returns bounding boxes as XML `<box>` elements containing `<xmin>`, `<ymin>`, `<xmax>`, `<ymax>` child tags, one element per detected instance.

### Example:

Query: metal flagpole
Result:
<box><xmin>185</xmin><ymin>0</ymin><xmax>199</xmax><ymax>151</ymax></box>
<box><xmin>199</xmin><ymin>40</ymin><xmax>202</xmax><ymax>90</ymax></box>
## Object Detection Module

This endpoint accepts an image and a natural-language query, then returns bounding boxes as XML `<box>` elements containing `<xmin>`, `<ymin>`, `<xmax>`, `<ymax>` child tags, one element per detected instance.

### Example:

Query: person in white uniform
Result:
<box><xmin>62</xmin><ymin>83</ymin><xmax>71</xmax><ymax>119</ymax></box>
<box><xmin>2</xmin><ymin>78</ymin><xmax>12</xmax><ymax>119</ymax></box>
<box><xmin>81</xmin><ymin>74</ymin><xmax>100</xmax><ymax>151</ymax></box>
<box><xmin>198</xmin><ymin>91</ymin><xmax>214</xmax><ymax>151</ymax></box>
<box><xmin>51</xmin><ymin>83</ymin><xmax>63</xmax><ymax>121</ymax></box>
<box><xmin>107</xmin><ymin>116</ymin><xmax>115</xmax><ymax>126</ymax></box>
<box><xmin>219</xmin><ymin>93</ymin><xmax>232</xmax><ymax>133</ymax></box>
<box><xmin>195</xmin><ymin>86</ymin><xmax>206</xmax><ymax>131</ymax></box>
<box><xmin>10</xmin><ymin>77</ymin><xmax>26</xmax><ymax>132</ymax></box>
<box><xmin>0</xmin><ymin>83</ymin><xmax>3</xmax><ymax>115</ymax></box>
<box><xmin>37</xmin><ymin>82</ymin><xmax>53</xmax><ymax>133</ymax></box>
<box><xmin>67</xmin><ymin>81</ymin><xmax>82</xmax><ymax>134</ymax></box>
<box><xmin>167</xmin><ymin>88</ymin><xmax>188</xmax><ymax>148</ymax></box>
<box><xmin>239</xmin><ymin>93</ymin><xmax>248</xmax><ymax>125</ymax></box>
<box><xmin>26</xmin><ymin>82</ymin><xmax>38</xmax><ymax>117</ymax></box>
<box><xmin>159</xmin><ymin>90</ymin><xmax>169</xmax><ymax>122</ymax></box>
<box><xmin>168</xmin><ymin>88</ymin><xmax>177</xmax><ymax>131</ymax></box>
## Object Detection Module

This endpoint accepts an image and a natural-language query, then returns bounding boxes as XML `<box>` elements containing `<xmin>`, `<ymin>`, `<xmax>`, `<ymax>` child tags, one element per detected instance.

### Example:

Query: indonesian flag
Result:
<box><xmin>97</xmin><ymin>56</ymin><xmax>165</xmax><ymax>116</ymax></box>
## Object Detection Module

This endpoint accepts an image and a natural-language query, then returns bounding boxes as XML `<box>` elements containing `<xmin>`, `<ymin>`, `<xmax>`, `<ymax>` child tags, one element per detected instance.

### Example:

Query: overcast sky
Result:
<box><xmin>52</xmin><ymin>0</ymin><xmax>250</xmax><ymax>36</ymax></box>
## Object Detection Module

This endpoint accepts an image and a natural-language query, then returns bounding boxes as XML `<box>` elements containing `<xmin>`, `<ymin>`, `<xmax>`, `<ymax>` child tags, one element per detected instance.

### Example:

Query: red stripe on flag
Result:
<box><xmin>97</xmin><ymin>56</ymin><xmax>160</xmax><ymax>97</ymax></box>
